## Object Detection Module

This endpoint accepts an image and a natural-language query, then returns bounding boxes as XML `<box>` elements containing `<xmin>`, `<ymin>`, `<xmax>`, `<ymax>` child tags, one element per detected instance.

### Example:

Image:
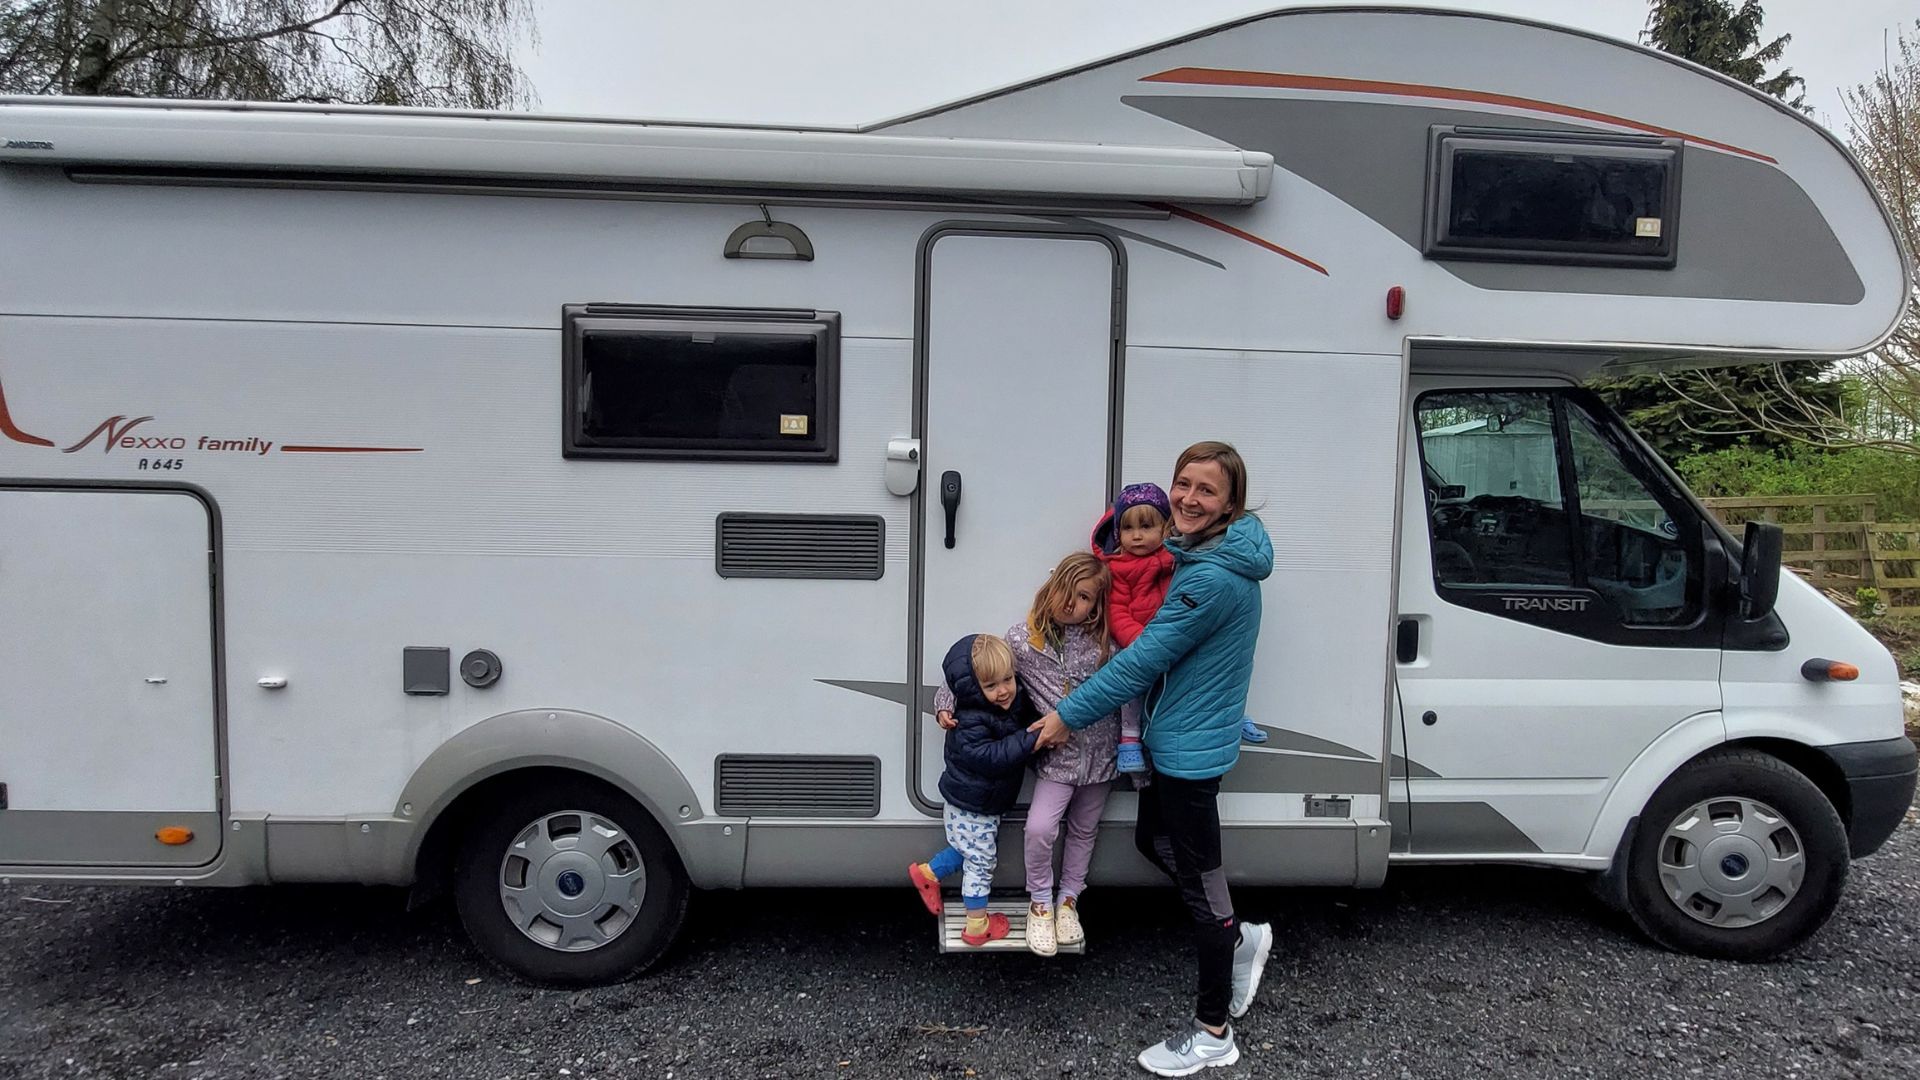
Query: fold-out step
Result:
<box><xmin>936</xmin><ymin>896</ymin><xmax>1087</xmax><ymax>954</ymax></box>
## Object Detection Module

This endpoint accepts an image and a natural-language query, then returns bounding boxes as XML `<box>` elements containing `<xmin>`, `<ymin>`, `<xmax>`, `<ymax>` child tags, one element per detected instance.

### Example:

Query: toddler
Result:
<box><xmin>909</xmin><ymin>633</ymin><xmax>1039</xmax><ymax>945</ymax></box>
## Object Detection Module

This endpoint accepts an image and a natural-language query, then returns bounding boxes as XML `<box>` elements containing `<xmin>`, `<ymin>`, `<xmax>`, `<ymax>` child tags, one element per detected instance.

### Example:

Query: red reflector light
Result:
<box><xmin>1386</xmin><ymin>285</ymin><xmax>1406</xmax><ymax>320</ymax></box>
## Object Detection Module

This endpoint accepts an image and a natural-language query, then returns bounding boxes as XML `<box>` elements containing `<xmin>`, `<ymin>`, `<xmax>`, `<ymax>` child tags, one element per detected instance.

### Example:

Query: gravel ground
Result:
<box><xmin>4</xmin><ymin>804</ymin><xmax>1918</xmax><ymax>1080</ymax></box>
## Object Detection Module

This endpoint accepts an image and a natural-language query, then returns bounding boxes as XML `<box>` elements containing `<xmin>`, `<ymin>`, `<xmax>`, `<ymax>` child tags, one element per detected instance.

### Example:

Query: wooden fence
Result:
<box><xmin>1700</xmin><ymin>495</ymin><xmax>1920</xmax><ymax>615</ymax></box>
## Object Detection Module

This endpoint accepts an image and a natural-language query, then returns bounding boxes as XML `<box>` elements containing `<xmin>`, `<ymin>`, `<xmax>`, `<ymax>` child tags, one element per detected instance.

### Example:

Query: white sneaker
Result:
<box><xmin>1138</xmin><ymin>1021</ymin><xmax>1238</xmax><ymax>1077</ymax></box>
<box><xmin>1054</xmin><ymin>897</ymin><xmax>1084</xmax><ymax>946</ymax></box>
<box><xmin>1228</xmin><ymin>921</ymin><xmax>1273</xmax><ymax>1018</ymax></box>
<box><xmin>1027</xmin><ymin>903</ymin><xmax>1057</xmax><ymax>957</ymax></box>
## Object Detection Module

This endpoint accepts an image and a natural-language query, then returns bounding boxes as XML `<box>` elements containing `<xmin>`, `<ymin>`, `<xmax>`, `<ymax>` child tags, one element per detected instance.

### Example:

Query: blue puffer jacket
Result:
<box><xmin>1057</xmin><ymin>515</ymin><xmax>1274</xmax><ymax>780</ymax></box>
<box><xmin>937</xmin><ymin>634</ymin><xmax>1041</xmax><ymax>815</ymax></box>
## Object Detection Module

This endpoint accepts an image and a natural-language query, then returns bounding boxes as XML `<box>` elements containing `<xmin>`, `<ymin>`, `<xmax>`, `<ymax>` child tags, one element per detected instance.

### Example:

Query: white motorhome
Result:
<box><xmin>2</xmin><ymin>7</ymin><xmax>1913</xmax><ymax>984</ymax></box>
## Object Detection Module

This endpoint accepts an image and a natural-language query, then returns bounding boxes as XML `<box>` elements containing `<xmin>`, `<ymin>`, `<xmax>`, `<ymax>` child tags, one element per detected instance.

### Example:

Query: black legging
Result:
<box><xmin>1134</xmin><ymin>773</ymin><xmax>1239</xmax><ymax>1027</ymax></box>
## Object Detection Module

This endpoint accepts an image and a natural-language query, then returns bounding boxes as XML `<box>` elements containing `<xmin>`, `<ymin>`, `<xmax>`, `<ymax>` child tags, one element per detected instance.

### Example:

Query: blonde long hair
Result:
<box><xmin>1027</xmin><ymin>552</ymin><xmax>1111</xmax><ymax>661</ymax></box>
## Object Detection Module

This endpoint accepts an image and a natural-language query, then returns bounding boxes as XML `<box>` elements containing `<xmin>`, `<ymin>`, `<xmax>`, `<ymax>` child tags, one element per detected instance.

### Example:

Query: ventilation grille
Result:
<box><xmin>715</xmin><ymin>755</ymin><xmax>881</xmax><ymax>818</ymax></box>
<box><xmin>715</xmin><ymin>513</ymin><xmax>884</xmax><ymax>579</ymax></box>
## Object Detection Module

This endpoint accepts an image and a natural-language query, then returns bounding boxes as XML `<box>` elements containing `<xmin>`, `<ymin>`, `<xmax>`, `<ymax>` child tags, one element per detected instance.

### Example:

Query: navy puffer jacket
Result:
<box><xmin>937</xmin><ymin>635</ymin><xmax>1040</xmax><ymax>815</ymax></box>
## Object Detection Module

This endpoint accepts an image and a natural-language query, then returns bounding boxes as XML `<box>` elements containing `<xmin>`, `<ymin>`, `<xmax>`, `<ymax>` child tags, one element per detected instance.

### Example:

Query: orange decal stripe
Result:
<box><xmin>1150</xmin><ymin>203</ymin><xmax>1329</xmax><ymax>275</ymax></box>
<box><xmin>0</xmin><ymin>377</ymin><xmax>54</xmax><ymax>447</ymax></box>
<box><xmin>1141</xmin><ymin>67</ymin><xmax>1777</xmax><ymax>164</ymax></box>
<box><xmin>280</xmin><ymin>445</ymin><xmax>423</xmax><ymax>453</ymax></box>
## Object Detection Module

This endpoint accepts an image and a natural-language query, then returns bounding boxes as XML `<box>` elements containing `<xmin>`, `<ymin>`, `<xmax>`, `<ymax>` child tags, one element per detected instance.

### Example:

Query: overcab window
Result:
<box><xmin>563</xmin><ymin>304</ymin><xmax>840</xmax><ymax>462</ymax></box>
<box><xmin>1424</xmin><ymin>128</ymin><xmax>1682</xmax><ymax>268</ymax></box>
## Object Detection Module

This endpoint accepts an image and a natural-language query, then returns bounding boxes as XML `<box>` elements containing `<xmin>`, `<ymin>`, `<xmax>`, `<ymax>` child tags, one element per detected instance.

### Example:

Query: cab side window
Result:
<box><xmin>1418</xmin><ymin>391</ymin><xmax>1574</xmax><ymax>588</ymax></box>
<box><xmin>1417</xmin><ymin>389</ymin><xmax>1704</xmax><ymax>638</ymax></box>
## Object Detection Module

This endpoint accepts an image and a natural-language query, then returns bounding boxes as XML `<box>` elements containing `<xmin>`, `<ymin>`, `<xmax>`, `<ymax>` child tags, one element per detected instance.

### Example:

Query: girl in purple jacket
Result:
<box><xmin>936</xmin><ymin>552</ymin><xmax>1120</xmax><ymax>956</ymax></box>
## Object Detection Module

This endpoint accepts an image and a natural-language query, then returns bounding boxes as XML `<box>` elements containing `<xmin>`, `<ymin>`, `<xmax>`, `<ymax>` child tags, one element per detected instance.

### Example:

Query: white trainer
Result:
<box><xmin>1138</xmin><ymin>1022</ymin><xmax>1239</xmax><ymax>1077</ymax></box>
<box><xmin>1228</xmin><ymin>921</ymin><xmax>1273</xmax><ymax>1018</ymax></box>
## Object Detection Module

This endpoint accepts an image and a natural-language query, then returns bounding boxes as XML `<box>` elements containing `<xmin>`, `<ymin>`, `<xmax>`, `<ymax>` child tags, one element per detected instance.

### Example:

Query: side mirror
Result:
<box><xmin>1738</xmin><ymin>520</ymin><xmax>1784</xmax><ymax>620</ymax></box>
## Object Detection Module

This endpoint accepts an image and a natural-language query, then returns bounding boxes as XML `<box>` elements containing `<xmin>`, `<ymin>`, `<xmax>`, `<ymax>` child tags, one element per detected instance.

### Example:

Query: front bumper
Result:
<box><xmin>1823</xmin><ymin>736</ymin><xmax>1918</xmax><ymax>857</ymax></box>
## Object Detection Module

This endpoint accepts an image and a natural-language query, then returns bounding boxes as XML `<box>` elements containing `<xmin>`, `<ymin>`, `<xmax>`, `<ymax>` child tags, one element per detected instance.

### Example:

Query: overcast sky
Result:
<box><xmin>516</xmin><ymin>0</ymin><xmax>1912</xmax><ymax>135</ymax></box>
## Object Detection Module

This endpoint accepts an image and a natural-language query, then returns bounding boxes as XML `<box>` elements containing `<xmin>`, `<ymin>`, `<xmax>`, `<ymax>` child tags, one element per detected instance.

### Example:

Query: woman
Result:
<box><xmin>1029</xmin><ymin>440</ymin><xmax>1274</xmax><ymax>1077</ymax></box>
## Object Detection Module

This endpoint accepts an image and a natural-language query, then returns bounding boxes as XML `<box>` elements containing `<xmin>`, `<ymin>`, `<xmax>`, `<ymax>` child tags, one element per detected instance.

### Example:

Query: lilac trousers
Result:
<box><xmin>1024</xmin><ymin>778</ymin><xmax>1112</xmax><ymax>904</ymax></box>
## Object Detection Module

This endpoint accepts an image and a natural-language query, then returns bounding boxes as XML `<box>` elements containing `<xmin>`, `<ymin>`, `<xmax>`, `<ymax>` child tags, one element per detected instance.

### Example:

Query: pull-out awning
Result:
<box><xmin>0</xmin><ymin>97</ymin><xmax>1272</xmax><ymax>205</ymax></box>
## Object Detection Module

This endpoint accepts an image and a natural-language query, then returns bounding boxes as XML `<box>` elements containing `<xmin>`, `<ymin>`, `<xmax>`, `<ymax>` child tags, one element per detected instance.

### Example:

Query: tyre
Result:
<box><xmin>1624</xmin><ymin>749</ymin><xmax>1849</xmax><ymax>961</ymax></box>
<box><xmin>452</xmin><ymin>777</ymin><xmax>689</xmax><ymax>986</ymax></box>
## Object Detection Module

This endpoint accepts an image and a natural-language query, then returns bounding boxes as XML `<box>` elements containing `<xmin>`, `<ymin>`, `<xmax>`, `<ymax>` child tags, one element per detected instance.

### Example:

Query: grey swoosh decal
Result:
<box><xmin>818</xmin><ymin>679</ymin><xmax>943</xmax><ymax>715</ymax></box>
<box><xmin>822</xmin><ymin>678</ymin><xmax>1445</xmax><ymax>781</ymax></box>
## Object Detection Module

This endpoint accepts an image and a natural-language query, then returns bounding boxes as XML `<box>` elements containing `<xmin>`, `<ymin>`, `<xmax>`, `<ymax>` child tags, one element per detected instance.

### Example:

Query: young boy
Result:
<box><xmin>908</xmin><ymin>633</ymin><xmax>1040</xmax><ymax>945</ymax></box>
<box><xmin>1090</xmin><ymin>482</ymin><xmax>1177</xmax><ymax>773</ymax></box>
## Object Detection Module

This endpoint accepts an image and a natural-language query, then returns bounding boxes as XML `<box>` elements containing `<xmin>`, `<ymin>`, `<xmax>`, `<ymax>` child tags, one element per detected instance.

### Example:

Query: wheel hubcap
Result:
<box><xmin>498</xmin><ymin>810</ymin><xmax>648</xmax><ymax>952</ymax></box>
<box><xmin>1658</xmin><ymin>796</ymin><xmax>1804</xmax><ymax>929</ymax></box>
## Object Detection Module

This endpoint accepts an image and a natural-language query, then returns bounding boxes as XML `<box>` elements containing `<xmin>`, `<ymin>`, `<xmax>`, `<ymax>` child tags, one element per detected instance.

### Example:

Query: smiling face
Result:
<box><xmin>1169</xmin><ymin>459</ymin><xmax>1233</xmax><ymax>537</ymax></box>
<box><xmin>980</xmin><ymin>671</ymin><xmax>1019</xmax><ymax>710</ymax></box>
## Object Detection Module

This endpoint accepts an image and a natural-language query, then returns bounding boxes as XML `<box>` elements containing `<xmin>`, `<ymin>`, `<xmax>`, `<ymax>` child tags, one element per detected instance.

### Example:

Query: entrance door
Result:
<box><xmin>912</xmin><ymin>231</ymin><xmax>1119</xmax><ymax>805</ymax></box>
<box><xmin>1394</xmin><ymin>376</ymin><xmax>1722</xmax><ymax>857</ymax></box>
<box><xmin>0</xmin><ymin>486</ymin><xmax>222</xmax><ymax>867</ymax></box>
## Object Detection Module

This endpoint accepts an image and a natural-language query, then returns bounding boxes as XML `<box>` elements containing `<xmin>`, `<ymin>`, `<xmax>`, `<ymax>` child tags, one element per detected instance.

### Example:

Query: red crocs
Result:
<box><xmin>960</xmin><ymin>912</ymin><xmax>1011</xmax><ymax>947</ymax></box>
<box><xmin>907</xmin><ymin>862</ymin><xmax>943</xmax><ymax>916</ymax></box>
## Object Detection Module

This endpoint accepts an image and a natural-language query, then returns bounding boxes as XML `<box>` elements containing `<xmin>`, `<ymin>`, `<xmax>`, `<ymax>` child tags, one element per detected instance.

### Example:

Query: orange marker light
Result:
<box><xmin>155</xmin><ymin>826</ymin><xmax>195</xmax><ymax>846</ymax></box>
<box><xmin>1800</xmin><ymin>658</ymin><xmax>1860</xmax><ymax>682</ymax></box>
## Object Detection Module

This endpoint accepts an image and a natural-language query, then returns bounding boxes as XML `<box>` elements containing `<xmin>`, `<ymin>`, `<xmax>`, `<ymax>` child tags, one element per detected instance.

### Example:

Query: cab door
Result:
<box><xmin>1394</xmin><ymin>377</ymin><xmax>1722</xmax><ymax>857</ymax></box>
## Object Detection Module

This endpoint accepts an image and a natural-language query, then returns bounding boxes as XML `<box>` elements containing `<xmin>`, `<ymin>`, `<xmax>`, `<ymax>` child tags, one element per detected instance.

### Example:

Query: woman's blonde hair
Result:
<box><xmin>1172</xmin><ymin>440</ymin><xmax>1250</xmax><ymax>547</ymax></box>
<box><xmin>1027</xmin><ymin>551</ymin><xmax>1111</xmax><ymax>661</ymax></box>
<box><xmin>970</xmin><ymin>634</ymin><xmax>1017</xmax><ymax>686</ymax></box>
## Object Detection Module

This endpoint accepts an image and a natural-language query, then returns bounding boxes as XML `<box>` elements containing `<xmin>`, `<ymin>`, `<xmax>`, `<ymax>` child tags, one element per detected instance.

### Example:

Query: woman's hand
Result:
<box><xmin>1029</xmin><ymin>712</ymin><xmax>1070</xmax><ymax>749</ymax></box>
<box><xmin>936</xmin><ymin>710</ymin><xmax>956</xmax><ymax>731</ymax></box>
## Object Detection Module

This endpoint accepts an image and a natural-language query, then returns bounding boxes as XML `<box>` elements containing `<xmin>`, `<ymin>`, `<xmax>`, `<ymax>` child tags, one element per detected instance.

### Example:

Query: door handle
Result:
<box><xmin>940</xmin><ymin>470</ymin><xmax>963</xmax><ymax>549</ymax></box>
<box><xmin>1395</xmin><ymin>618</ymin><xmax>1419</xmax><ymax>663</ymax></box>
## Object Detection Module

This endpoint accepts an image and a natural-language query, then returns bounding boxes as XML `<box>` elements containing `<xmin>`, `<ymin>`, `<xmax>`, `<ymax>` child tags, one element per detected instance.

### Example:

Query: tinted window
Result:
<box><xmin>1426</xmin><ymin>131</ymin><xmax>1680</xmax><ymax>267</ymax></box>
<box><xmin>1419</xmin><ymin>391</ymin><xmax>1573</xmax><ymax>588</ymax></box>
<box><xmin>563</xmin><ymin>308</ymin><xmax>838</xmax><ymax>462</ymax></box>
<box><xmin>1417</xmin><ymin>389</ymin><xmax>1705</xmax><ymax>634</ymax></box>
<box><xmin>1566</xmin><ymin>401</ymin><xmax>1699</xmax><ymax>625</ymax></box>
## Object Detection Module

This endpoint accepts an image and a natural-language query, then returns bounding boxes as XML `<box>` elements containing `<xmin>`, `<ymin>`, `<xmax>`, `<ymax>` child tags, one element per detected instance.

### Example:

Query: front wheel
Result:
<box><xmin>453</xmin><ymin>778</ymin><xmax>689</xmax><ymax>986</ymax></box>
<box><xmin>1624</xmin><ymin>749</ymin><xmax>1848</xmax><ymax>961</ymax></box>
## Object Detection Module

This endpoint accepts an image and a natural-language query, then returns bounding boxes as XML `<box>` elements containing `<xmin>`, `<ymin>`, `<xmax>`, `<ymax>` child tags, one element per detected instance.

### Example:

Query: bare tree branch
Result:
<box><xmin>0</xmin><ymin>0</ymin><xmax>534</xmax><ymax>108</ymax></box>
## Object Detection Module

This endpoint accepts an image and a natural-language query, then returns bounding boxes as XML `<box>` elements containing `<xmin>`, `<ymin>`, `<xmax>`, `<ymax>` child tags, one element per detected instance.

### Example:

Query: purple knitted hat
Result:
<box><xmin>1113</xmin><ymin>482</ymin><xmax>1171</xmax><ymax>523</ymax></box>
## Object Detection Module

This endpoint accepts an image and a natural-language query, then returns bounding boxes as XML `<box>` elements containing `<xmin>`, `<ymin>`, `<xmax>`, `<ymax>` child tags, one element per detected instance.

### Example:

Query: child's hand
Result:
<box><xmin>936</xmin><ymin>710</ymin><xmax>957</xmax><ymax>730</ymax></box>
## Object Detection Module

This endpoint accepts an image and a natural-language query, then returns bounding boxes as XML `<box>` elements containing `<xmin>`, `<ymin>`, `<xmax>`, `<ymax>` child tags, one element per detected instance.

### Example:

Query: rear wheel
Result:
<box><xmin>1624</xmin><ymin>749</ymin><xmax>1848</xmax><ymax>961</ymax></box>
<box><xmin>453</xmin><ymin>778</ymin><xmax>688</xmax><ymax>986</ymax></box>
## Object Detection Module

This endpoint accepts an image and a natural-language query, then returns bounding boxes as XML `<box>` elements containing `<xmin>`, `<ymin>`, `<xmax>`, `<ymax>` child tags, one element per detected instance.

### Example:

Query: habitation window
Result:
<box><xmin>1424</xmin><ymin>129</ymin><xmax>1681</xmax><ymax>268</ymax></box>
<box><xmin>563</xmin><ymin>305</ymin><xmax>839</xmax><ymax>462</ymax></box>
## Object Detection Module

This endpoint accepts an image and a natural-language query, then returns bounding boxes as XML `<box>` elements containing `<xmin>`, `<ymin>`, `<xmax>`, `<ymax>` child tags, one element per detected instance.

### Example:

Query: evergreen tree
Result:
<box><xmin>1644</xmin><ymin>0</ymin><xmax>1806</xmax><ymax>109</ymax></box>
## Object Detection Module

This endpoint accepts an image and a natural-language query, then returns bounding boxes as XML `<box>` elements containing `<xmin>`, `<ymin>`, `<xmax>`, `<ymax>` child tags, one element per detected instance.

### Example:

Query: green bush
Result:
<box><xmin>1675</xmin><ymin>446</ymin><xmax>1920</xmax><ymax>520</ymax></box>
